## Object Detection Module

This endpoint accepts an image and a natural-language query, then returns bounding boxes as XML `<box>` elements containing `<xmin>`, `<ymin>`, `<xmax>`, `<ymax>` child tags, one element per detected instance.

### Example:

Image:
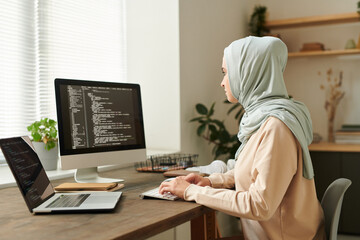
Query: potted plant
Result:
<box><xmin>27</xmin><ymin>118</ymin><xmax>59</xmax><ymax>170</ymax></box>
<box><xmin>190</xmin><ymin>101</ymin><xmax>244</xmax><ymax>160</ymax></box>
<box><xmin>249</xmin><ymin>5</ymin><xmax>270</xmax><ymax>37</ymax></box>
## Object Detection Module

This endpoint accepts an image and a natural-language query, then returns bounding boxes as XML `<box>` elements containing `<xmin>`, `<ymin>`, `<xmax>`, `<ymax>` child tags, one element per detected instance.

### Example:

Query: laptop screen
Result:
<box><xmin>0</xmin><ymin>137</ymin><xmax>54</xmax><ymax>212</ymax></box>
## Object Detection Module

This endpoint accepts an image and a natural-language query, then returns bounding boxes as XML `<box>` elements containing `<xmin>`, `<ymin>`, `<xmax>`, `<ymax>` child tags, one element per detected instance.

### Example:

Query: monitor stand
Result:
<box><xmin>74</xmin><ymin>167</ymin><xmax>124</xmax><ymax>183</ymax></box>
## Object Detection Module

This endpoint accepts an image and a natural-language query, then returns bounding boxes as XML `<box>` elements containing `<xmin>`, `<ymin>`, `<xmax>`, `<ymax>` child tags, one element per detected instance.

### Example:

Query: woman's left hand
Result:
<box><xmin>158</xmin><ymin>177</ymin><xmax>191</xmax><ymax>199</ymax></box>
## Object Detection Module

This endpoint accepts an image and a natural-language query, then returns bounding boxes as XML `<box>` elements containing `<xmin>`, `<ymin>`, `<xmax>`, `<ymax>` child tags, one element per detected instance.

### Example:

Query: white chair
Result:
<box><xmin>321</xmin><ymin>178</ymin><xmax>352</xmax><ymax>240</ymax></box>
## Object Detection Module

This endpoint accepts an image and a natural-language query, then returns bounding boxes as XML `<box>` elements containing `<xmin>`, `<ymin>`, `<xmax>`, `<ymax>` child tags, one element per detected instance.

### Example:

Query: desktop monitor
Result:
<box><xmin>54</xmin><ymin>78</ymin><xmax>146</xmax><ymax>183</ymax></box>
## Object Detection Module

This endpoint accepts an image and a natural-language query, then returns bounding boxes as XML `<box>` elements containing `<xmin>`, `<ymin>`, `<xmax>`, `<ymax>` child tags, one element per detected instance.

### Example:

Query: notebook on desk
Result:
<box><xmin>0</xmin><ymin>136</ymin><xmax>122</xmax><ymax>214</ymax></box>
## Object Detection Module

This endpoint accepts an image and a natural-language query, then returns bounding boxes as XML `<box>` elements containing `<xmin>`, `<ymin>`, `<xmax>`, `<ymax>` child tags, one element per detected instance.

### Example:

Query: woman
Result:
<box><xmin>159</xmin><ymin>36</ymin><xmax>325</xmax><ymax>240</ymax></box>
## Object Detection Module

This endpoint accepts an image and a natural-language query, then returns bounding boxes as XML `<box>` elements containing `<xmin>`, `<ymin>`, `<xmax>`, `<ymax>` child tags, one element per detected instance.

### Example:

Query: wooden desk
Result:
<box><xmin>0</xmin><ymin>166</ymin><xmax>216</xmax><ymax>240</ymax></box>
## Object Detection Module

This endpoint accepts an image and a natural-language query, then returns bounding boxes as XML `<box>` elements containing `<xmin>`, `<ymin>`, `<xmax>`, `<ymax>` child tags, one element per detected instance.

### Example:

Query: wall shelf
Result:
<box><xmin>265</xmin><ymin>13</ymin><xmax>360</xmax><ymax>58</ymax></box>
<box><xmin>266</xmin><ymin>12</ymin><xmax>360</xmax><ymax>29</ymax></box>
<box><xmin>288</xmin><ymin>48</ymin><xmax>360</xmax><ymax>58</ymax></box>
<box><xmin>309</xmin><ymin>142</ymin><xmax>360</xmax><ymax>152</ymax></box>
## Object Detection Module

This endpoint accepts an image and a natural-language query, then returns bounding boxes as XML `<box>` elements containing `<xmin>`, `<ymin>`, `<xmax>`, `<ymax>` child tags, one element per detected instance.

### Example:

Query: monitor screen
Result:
<box><xmin>54</xmin><ymin>78</ymin><xmax>146</xmax><ymax>180</ymax></box>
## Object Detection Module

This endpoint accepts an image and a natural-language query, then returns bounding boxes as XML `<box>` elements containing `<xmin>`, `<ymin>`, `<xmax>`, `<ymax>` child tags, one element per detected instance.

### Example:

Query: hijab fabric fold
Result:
<box><xmin>224</xmin><ymin>36</ymin><xmax>314</xmax><ymax>179</ymax></box>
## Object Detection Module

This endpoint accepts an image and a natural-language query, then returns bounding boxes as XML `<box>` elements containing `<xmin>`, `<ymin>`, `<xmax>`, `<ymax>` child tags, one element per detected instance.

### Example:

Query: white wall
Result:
<box><xmin>248</xmin><ymin>0</ymin><xmax>360</xmax><ymax>141</ymax></box>
<box><xmin>126</xmin><ymin>0</ymin><xmax>181</xmax><ymax>152</ymax></box>
<box><xmin>179</xmin><ymin>0</ymin><xmax>249</xmax><ymax>166</ymax></box>
<box><xmin>126</xmin><ymin>0</ymin><xmax>250</xmax><ymax>164</ymax></box>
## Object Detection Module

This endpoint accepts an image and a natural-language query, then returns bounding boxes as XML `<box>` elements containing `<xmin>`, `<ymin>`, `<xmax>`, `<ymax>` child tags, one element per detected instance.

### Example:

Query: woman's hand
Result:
<box><xmin>158</xmin><ymin>174</ymin><xmax>212</xmax><ymax>199</ymax></box>
<box><xmin>181</xmin><ymin>173</ymin><xmax>212</xmax><ymax>187</ymax></box>
<box><xmin>159</xmin><ymin>177</ymin><xmax>190</xmax><ymax>199</ymax></box>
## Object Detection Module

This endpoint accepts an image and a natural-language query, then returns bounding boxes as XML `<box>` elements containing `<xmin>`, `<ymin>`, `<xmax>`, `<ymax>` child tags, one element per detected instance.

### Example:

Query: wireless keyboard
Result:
<box><xmin>140</xmin><ymin>187</ymin><xmax>179</xmax><ymax>201</ymax></box>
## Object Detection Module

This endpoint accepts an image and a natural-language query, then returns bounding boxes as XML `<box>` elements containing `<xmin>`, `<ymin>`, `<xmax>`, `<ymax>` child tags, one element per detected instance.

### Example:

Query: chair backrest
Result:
<box><xmin>321</xmin><ymin>178</ymin><xmax>352</xmax><ymax>240</ymax></box>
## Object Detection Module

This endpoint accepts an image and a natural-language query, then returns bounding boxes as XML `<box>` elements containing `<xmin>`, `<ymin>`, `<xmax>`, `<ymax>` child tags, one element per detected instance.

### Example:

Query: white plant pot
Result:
<box><xmin>32</xmin><ymin>142</ymin><xmax>59</xmax><ymax>171</ymax></box>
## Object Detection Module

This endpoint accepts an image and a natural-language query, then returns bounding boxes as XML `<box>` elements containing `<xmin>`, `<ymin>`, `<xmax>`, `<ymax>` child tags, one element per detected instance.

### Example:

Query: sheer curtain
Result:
<box><xmin>0</xmin><ymin>0</ymin><xmax>126</xmax><ymax>163</ymax></box>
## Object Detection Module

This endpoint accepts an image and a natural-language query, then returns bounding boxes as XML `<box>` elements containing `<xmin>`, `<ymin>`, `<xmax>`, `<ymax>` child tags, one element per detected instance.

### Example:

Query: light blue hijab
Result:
<box><xmin>224</xmin><ymin>36</ymin><xmax>314</xmax><ymax>179</ymax></box>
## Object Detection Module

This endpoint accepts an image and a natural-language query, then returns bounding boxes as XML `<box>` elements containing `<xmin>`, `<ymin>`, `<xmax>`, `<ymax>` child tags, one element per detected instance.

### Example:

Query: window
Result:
<box><xmin>0</xmin><ymin>0</ymin><xmax>126</xmax><ymax>163</ymax></box>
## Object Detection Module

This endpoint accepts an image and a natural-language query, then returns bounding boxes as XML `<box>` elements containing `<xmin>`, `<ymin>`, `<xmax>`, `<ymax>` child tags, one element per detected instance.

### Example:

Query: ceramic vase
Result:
<box><xmin>32</xmin><ymin>142</ymin><xmax>59</xmax><ymax>171</ymax></box>
<box><xmin>326</xmin><ymin>103</ymin><xmax>336</xmax><ymax>143</ymax></box>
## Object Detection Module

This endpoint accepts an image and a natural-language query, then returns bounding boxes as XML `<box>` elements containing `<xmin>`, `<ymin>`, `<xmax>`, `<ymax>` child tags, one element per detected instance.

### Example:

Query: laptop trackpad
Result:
<box><xmin>85</xmin><ymin>196</ymin><xmax>118</xmax><ymax>204</ymax></box>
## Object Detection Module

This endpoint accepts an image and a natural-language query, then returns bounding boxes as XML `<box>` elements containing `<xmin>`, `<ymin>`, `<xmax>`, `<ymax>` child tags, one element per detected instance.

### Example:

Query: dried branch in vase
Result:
<box><xmin>320</xmin><ymin>68</ymin><xmax>345</xmax><ymax>142</ymax></box>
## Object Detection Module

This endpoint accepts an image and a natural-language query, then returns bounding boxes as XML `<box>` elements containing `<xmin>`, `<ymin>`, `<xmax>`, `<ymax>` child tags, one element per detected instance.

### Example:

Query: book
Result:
<box><xmin>54</xmin><ymin>182</ymin><xmax>124</xmax><ymax>192</ymax></box>
<box><xmin>336</xmin><ymin>131</ymin><xmax>360</xmax><ymax>136</ymax></box>
<box><xmin>335</xmin><ymin>130</ymin><xmax>360</xmax><ymax>144</ymax></box>
<box><xmin>335</xmin><ymin>138</ymin><xmax>360</xmax><ymax>144</ymax></box>
<box><xmin>339</xmin><ymin>124</ymin><xmax>360</xmax><ymax>132</ymax></box>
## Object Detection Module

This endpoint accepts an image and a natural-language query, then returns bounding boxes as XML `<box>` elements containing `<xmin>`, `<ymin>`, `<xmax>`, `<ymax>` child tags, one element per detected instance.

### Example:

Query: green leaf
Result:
<box><xmin>196</xmin><ymin>104</ymin><xmax>208</xmax><ymax>115</ymax></box>
<box><xmin>50</xmin><ymin>129</ymin><xmax>57</xmax><ymax>139</ymax></box>
<box><xmin>197</xmin><ymin>124</ymin><xmax>206</xmax><ymax>136</ymax></box>
<box><xmin>48</xmin><ymin>119</ymin><xmax>56</xmax><ymax>126</ymax></box>
<box><xmin>227</xmin><ymin>104</ymin><xmax>240</xmax><ymax>115</ymax></box>
<box><xmin>208</xmin><ymin>102</ymin><xmax>215</xmax><ymax>116</ymax></box>
<box><xmin>40</xmin><ymin>118</ymin><xmax>46</xmax><ymax>126</ymax></box>
<box><xmin>32</xmin><ymin>132</ymin><xmax>42</xmax><ymax>142</ymax></box>
<box><xmin>208</xmin><ymin>124</ymin><xmax>217</xmax><ymax>133</ymax></box>
<box><xmin>235</xmin><ymin>108</ymin><xmax>245</xmax><ymax>120</ymax></box>
<box><xmin>210</xmin><ymin>131</ymin><xmax>219</xmax><ymax>141</ymax></box>
<box><xmin>45</xmin><ymin>141</ymin><xmax>56</xmax><ymax>151</ymax></box>
<box><xmin>230</xmin><ymin>144</ymin><xmax>240</xmax><ymax>156</ymax></box>
<box><xmin>189</xmin><ymin>117</ymin><xmax>204</xmax><ymax>122</ymax></box>
<box><xmin>230</xmin><ymin>134</ymin><xmax>238</xmax><ymax>142</ymax></box>
<box><xmin>34</xmin><ymin>121</ymin><xmax>41</xmax><ymax>129</ymax></box>
<box><xmin>219</xmin><ymin>130</ymin><xmax>230</xmax><ymax>142</ymax></box>
<box><xmin>212</xmin><ymin>120</ymin><xmax>224</xmax><ymax>128</ymax></box>
<box><xmin>215</xmin><ymin>148</ymin><xmax>224</xmax><ymax>159</ymax></box>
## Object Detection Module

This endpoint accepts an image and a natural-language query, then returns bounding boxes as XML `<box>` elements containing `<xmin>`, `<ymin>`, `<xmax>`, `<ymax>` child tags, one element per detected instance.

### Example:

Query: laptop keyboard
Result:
<box><xmin>46</xmin><ymin>194</ymin><xmax>90</xmax><ymax>208</ymax></box>
<box><xmin>140</xmin><ymin>187</ymin><xmax>179</xmax><ymax>201</ymax></box>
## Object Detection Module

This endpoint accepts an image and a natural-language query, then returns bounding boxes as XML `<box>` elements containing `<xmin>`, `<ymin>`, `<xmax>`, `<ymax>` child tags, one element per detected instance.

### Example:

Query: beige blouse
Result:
<box><xmin>184</xmin><ymin>117</ymin><xmax>326</xmax><ymax>240</ymax></box>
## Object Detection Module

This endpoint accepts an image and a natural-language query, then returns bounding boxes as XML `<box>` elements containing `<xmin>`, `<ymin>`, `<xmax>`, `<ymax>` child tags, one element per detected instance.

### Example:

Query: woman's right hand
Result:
<box><xmin>181</xmin><ymin>173</ymin><xmax>211</xmax><ymax>187</ymax></box>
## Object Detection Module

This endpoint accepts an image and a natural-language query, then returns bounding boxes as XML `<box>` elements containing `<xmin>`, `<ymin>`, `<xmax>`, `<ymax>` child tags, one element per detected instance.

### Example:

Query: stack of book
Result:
<box><xmin>335</xmin><ymin>125</ymin><xmax>360</xmax><ymax>144</ymax></box>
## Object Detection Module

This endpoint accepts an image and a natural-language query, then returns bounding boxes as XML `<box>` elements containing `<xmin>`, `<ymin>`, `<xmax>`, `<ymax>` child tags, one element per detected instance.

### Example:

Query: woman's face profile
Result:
<box><xmin>221</xmin><ymin>58</ymin><xmax>238</xmax><ymax>103</ymax></box>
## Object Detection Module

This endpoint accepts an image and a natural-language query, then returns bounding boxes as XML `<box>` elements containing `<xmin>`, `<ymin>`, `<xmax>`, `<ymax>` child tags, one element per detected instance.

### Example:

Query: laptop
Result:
<box><xmin>0</xmin><ymin>136</ymin><xmax>122</xmax><ymax>214</ymax></box>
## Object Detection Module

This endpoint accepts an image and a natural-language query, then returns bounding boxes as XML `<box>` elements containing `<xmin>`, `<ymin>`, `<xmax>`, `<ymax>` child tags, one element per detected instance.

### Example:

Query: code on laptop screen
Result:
<box><xmin>0</xmin><ymin>137</ymin><xmax>54</xmax><ymax>212</ymax></box>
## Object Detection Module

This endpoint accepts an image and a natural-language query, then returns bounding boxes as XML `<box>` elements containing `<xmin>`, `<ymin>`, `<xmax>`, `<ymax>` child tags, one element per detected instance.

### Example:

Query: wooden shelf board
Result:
<box><xmin>288</xmin><ymin>48</ymin><xmax>360</xmax><ymax>58</ymax></box>
<box><xmin>266</xmin><ymin>12</ymin><xmax>360</xmax><ymax>29</ymax></box>
<box><xmin>309</xmin><ymin>142</ymin><xmax>360</xmax><ymax>152</ymax></box>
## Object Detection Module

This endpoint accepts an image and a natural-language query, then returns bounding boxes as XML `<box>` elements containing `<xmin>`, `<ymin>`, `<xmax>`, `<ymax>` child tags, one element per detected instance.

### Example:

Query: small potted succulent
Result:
<box><xmin>27</xmin><ymin>118</ymin><xmax>59</xmax><ymax>170</ymax></box>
